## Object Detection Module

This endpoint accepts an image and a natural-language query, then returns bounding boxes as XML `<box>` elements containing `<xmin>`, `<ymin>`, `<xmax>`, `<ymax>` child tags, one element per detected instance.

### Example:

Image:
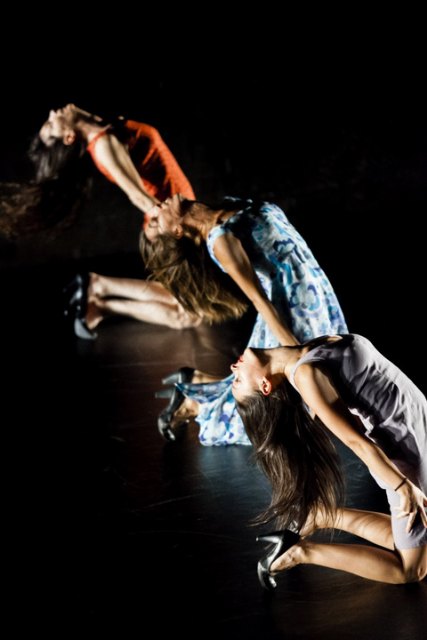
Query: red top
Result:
<box><xmin>86</xmin><ymin>120</ymin><xmax>195</xmax><ymax>200</ymax></box>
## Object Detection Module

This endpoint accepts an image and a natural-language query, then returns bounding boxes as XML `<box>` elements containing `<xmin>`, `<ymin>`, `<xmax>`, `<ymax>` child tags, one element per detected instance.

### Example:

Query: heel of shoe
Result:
<box><xmin>74</xmin><ymin>316</ymin><xmax>97</xmax><ymax>341</ymax></box>
<box><xmin>62</xmin><ymin>274</ymin><xmax>83</xmax><ymax>296</ymax></box>
<box><xmin>257</xmin><ymin>561</ymin><xmax>277</xmax><ymax>591</ymax></box>
<box><xmin>256</xmin><ymin>529</ymin><xmax>300</xmax><ymax>591</ymax></box>
<box><xmin>155</xmin><ymin>388</ymin><xmax>174</xmax><ymax>399</ymax></box>
<box><xmin>157</xmin><ymin>414</ymin><xmax>177</xmax><ymax>442</ymax></box>
<box><xmin>162</xmin><ymin>367</ymin><xmax>194</xmax><ymax>385</ymax></box>
<box><xmin>256</xmin><ymin>533</ymin><xmax>283</xmax><ymax>545</ymax></box>
<box><xmin>157</xmin><ymin>387</ymin><xmax>187</xmax><ymax>442</ymax></box>
<box><xmin>257</xmin><ymin>530</ymin><xmax>300</xmax><ymax>546</ymax></box>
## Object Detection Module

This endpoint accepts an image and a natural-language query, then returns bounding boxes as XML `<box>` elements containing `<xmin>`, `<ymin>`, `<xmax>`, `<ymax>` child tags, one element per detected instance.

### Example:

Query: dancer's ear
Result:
<box><xmin>259</xmin><ymin>377</ymin><xmax>272</xmax><ymax>396</ymax></box>
<box><xmin>63</xmin><ymin>130</ymin><xmax>77</xmax><ymax>146</ymax></box>
<box><xmin>174</xmin><ymin>224</ymin><xmax>184</xmax><ymax>239</ymax></box>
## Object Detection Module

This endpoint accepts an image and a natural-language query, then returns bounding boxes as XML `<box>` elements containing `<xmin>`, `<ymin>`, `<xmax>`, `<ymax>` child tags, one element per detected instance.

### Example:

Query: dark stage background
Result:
<box><xmin>1</xmin><ymin>55</ymin><xmax>427</xmax><ymax>634</ymax></box>
<box><xmin>1</xmin><ymin>64</ymin><xmax>426</xmax><ymax>385</ymax></box>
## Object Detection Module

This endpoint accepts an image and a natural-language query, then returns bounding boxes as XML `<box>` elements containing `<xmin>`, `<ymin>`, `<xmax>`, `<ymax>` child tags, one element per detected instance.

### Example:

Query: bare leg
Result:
<box><xmin>89</xmin><ymin>273</ymin><xmax>175</xmax><ymax>304</ymax></box>
<box><xmin>272</xmin><ymin>541</ymin><xmax>427</xmax><ymax>584</ymax></box>
<box><xmin>301</xmin><ymin>507</ymin><xmax>395</xmax><ymax>550</ymax></box>
<box><xmin>191</xmin><ymin>371</ymin><xmax>224</xmax><ymax>383</ymax></box>
<box><xmin>272</xmin><ymin>508</ymin><xmax>427</xmax><ymax>584</ymax></box>
<box><xmin>85</xmin><ymin>296</ymin><xmax>202</xmax><ymax>330</ymax></box>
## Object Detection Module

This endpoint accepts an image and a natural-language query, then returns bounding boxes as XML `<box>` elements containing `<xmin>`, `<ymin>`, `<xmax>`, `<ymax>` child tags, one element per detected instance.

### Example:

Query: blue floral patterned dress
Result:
<box><xmin>179</xmin><ymin>200</ymin><xmax>348</xmax><ymax>446</ymax></box>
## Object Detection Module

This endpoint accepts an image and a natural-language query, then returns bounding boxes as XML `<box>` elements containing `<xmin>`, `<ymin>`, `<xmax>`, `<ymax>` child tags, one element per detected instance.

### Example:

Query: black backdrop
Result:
<box><xmin>1</xmin><ymin>51</ymin><xmax>426</xmax><ymax>386</ymax></box>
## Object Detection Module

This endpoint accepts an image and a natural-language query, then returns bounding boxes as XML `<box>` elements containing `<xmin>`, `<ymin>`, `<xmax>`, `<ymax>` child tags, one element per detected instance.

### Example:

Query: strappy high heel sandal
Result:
<box><xmin>256</xmin><ymin>530</ymin><xmax>300</xmax><ymax>591</ymax></box>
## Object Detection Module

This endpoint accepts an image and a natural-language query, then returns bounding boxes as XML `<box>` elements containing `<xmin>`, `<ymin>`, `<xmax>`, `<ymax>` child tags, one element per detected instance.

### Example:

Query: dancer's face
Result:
<box><xmin>144</xmin><ymin>194</ymin><xmax>188</xmax><ymax>241</ymax></box>
<box><xmin>39</xmin><ymin>104</ymin><xmax>76</xmax><ymax>146</ymax></box>
<box><xmin>231</xmin><ymin>348</ymin><xmax>271</xmax><ymax>402</ymax></box>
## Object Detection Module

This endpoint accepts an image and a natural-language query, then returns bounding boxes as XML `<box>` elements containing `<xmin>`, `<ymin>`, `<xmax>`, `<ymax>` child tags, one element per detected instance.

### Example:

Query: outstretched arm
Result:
<box><xmin>213</xmin><ymin>233</ymin><xmax>298</xmax><ymax>346</ymax></box>
<box><xmin>91</xmin><ymin>134</ymin><xmax>159</xmax><ymax>215</ymax></box>
<box><xmin>295</xmin><ymin>364</ymin><xmax>427</xmax><ymax>532</ymax></box>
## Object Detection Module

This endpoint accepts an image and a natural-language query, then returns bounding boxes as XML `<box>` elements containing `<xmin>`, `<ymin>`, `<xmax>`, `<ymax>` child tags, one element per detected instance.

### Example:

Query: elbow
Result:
<box><xmin>345</xmin><ymin>438</ymin><xmax>371</xmax><ymax>459</ymax></box>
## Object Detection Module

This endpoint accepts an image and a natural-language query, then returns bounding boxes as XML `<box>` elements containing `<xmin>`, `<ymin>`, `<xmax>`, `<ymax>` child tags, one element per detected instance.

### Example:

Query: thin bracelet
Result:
<box><xmin>394</xmin><ymin>477</ymin><xmax>407</xmax><ymax>491</ymax></box>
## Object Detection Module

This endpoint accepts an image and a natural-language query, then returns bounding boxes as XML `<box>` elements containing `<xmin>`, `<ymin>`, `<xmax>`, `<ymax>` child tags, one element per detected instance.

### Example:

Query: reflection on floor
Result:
<box><xmin>3</xmin><ymin>257</ymin><xmax>426</xmax><ymax>637</ymax></box>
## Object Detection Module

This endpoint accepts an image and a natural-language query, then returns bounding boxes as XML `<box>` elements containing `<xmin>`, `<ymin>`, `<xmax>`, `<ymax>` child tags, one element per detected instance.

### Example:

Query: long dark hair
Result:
<box><xmin>28</xmin><ymin>113</ymin><xmax>127</xmax><ymax>183</ymax></box>
<box><xmin>236</xmin><ymin>379</ymin><xmax>344</xmax><ymax>531</ymax></box>
<box><xmin>0</xmin><ymin>179</ymin><xmax>84</xmax><ymax>238</ymax></box>
<box><xmin>28</xmin><ymin>134</ymin><xmax>88</xmax><ymax>183</ymax></box>
<box><xmin>1</xmin><ymin>127</ymin><xmax>94</xmax><ymax>238</ymax></box>
<box><xmin>1</xmin><ymin>114</ymin><xmax>131</xmax><ymax>238</ymax></box>
<box><xmin>139</xmin><ymin>200</ymin><xmax>249</xmax><ymax>323</ymax></box>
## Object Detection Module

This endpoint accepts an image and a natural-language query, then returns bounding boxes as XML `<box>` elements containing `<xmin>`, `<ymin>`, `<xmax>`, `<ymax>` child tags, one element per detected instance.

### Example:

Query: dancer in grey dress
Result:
<box><xmin>234</xmin><ymin>334</ymin><xmax>427</xmax><ymax>584</ymax></box>
<box><xmin>290</xmin><ymin>334</ymin><xmax>427</xmax><ymax>548</ymax></box>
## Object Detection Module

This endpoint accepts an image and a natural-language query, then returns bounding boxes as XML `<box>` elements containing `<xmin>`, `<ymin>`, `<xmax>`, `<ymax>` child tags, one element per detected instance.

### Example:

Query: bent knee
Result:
<box><xmin>167</xmin><ymin>307</ymin><xmax>203</xmax><ymax>330</ymax></box>
<box><xmin>402</xmin><ymin>554</ymin><xmax>427</xmax><ymax>584</ymax></box>
<box><xmin>402</xmin><ymin>562</ymin><xmax>427</xmax><ymax>583</ymax></box>
<box><xmin>399</xmin><ymin>545</ymin><xmax>427</xmax><ymax>583</ymax></box>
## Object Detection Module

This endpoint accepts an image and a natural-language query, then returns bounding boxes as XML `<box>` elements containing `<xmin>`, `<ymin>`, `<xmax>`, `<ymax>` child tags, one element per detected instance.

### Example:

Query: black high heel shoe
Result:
<box><xmin>161</xmin><ymin>367</ymin><xmax>195</xmax><ymax>385</ymax></box>
<box><xmin>63</xmin><ymin>273</ymin><xmax>89</xmax><ymax>316</ymax></box>
<box><xmin>155</xmin><ymin>388</ymin><xmax>174</xmax><ymax>399</ymax></box>
<box><xmin>73</xmin><ymin>308</ymin><xmax>98</xmax><ymax>340</ymax></box>
<box><xmin>256</xmin><ymin>530</ymin><xmax>300</xmax><ymax>591</ymax></box>
<box><xmin>157</xmin><ymin>386</ymin><xmax>187</xmax><ymax>442</ymax></box>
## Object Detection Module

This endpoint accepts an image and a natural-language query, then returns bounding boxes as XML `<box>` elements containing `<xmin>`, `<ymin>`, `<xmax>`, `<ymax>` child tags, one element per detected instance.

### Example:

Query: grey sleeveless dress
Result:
<box><xmin>290</xmin><ymin>334</ymin><xmax>427</xmax><ymax>550</ymax></box>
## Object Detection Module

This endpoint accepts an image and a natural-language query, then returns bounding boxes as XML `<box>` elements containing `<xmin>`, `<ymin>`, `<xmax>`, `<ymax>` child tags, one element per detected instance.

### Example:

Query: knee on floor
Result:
<box><xmin>402</xmin><ymin>561</ymin><xmax>427</xmax><ymax>583</ymax></box>
<box><xmin>167</xmin><ymin>308</ymin><xmax>202</xmax><ymax>329</ymax></box>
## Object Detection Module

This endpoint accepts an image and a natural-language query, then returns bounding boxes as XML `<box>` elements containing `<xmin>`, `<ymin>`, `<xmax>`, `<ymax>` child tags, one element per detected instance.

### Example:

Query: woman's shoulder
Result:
<box><xmin>123</xmin><ymin>120</ymin><xmax>162</xmax><ymax>141</ymax></box>
<box><xmin>86</xmin><ymin>126</ymin><xmax>114</xmax><ymax>154</ymax></box>
<box><xmin>221</xmin><ymin>197</ymin><xmax>283</xmax><ymax>213</ymax></box>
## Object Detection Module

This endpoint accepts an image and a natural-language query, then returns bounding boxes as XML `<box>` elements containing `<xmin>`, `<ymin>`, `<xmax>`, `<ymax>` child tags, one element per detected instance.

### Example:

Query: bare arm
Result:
<box><xmin>213</xmin><ymin>233</ymin><xmax>298</xmax><ymax>346</ymax></box>
<box><xmin>295</xmin><ymin>364</ymin><xmax>427</xmax><ymax>531</ymax></box>
<box><xmin>91</xmin><ymin>134</ymin><xmax>159</xmax><ymax>215</ymax></box>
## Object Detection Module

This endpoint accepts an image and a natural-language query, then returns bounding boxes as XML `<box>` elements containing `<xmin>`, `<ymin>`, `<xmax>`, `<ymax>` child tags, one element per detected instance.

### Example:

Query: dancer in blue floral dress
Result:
<box><xmin>141</xmin><ymin>196</ymin><xmax>348</xmax><ymax>445</ymax></box>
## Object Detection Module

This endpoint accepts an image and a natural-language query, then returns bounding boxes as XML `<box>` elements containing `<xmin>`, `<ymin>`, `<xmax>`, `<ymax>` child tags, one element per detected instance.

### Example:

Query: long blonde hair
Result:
<box><xmin>139</xmin><ymin>224</ymin><xmax>248</xmax><ymax>324</ymax></box>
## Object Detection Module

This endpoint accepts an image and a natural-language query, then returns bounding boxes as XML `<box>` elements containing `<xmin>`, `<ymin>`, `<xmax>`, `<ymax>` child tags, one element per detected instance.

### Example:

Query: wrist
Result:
<box><xmin>394</xmin><ymin>477</ymin><xmax>408</xmax><ymax>493</ymax></box>
<box><xmin>146</xmin><ymin>202</ymin><xmax>159</xmax><ymax>216</ymax></box>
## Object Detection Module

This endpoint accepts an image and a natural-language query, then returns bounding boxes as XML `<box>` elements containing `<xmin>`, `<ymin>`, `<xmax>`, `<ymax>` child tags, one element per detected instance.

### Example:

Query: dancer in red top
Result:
<box><xmin>32</xmin><ymin>104</ymin><xmax>199</xmax><ymax>338</ymax></box>
<box><xmin>85</xmin><ymin>118</ymin><xmax>194</xmax><ymax>206</ymax></box>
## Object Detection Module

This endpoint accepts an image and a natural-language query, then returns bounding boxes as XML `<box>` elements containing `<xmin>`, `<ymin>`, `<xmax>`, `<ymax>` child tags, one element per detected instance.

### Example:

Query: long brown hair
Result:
<box><xmin>1</xmin><ymin>130</ymin><xmax>94</xmax><ymax>238</ymax></box>
<box><xmin>28</xmin><ymin>114</ymin><xmax>127</xmax><ymax>182</ymax></box>
<box><xmin>139</xmin><ymin>224</ymin><xmax>249</xmax><ymax>324</ymax></box>
<box><xmin>0</xmin><ymin>176</ymin><xmax>90</xmax><ymax>238</ymax></box>
<box><xmin>236</xmin><ymin>379</ymin><xmax>344</xmax><ymax>531</ymax></box>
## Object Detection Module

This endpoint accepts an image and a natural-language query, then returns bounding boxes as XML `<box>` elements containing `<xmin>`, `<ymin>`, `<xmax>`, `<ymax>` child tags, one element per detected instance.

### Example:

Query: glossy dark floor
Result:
<box><xmin>4</xmin><ymin>257</ymin><xmax>426</xmax><ymax>637</ymax></box>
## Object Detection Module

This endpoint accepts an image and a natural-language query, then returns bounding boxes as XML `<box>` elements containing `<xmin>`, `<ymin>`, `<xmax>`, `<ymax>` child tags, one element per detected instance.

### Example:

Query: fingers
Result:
<box><xmin>395</xmin><ymin>503</ymin><xmax>427</xmax><ymax>531</ymax></box>
<box><xmin>395</xmin><ymin>507</ymin><xmax>416</xmax><ymax>534</ymax></box>
<box><xmin>406</xmin><ymin>510</ymin><xmax>417</xmax><ymax>533</ymax></box>
<box><xmin>395</xmin><ymin>507</ymin><xmax>411</xmax><ymax>520</ymax></box>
